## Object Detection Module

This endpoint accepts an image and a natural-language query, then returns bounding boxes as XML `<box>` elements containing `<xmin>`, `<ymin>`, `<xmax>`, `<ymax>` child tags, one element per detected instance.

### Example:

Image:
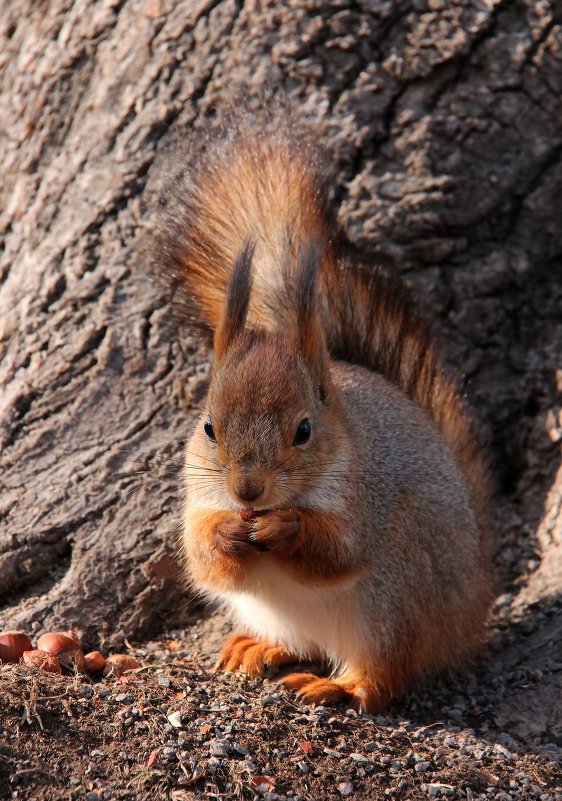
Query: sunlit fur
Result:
<box><xmin>151</xmin><ymin>111</ymin><xmax>494</xmax><ymax>712</ymax></box>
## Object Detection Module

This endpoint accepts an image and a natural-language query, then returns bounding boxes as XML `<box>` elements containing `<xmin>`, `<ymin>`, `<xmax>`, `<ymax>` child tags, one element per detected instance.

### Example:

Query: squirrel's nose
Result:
<box><xmin>235</xmin><ymin>477</ymin><xmax>264</xmax><ymax>503</ymax></box>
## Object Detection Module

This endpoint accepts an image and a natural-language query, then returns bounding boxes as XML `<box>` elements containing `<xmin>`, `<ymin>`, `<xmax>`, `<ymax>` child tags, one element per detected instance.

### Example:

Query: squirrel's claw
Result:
<box><xmin>281</xmin><ymin>671</ymin><xmax>390</xmax><ymax>713</ymax></box>
<box><xmin>214</xmin><ymin>633</ymin><xmax>297</xmax><ymax>677</ymax></box>
<box><xmin>249</xmin><ymin>509</ymin><xmax>300</xmax><ymax>553</ymax></box>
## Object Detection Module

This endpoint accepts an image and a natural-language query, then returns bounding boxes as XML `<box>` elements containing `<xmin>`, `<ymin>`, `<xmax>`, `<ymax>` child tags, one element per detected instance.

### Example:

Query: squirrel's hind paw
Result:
<box><xmin>281</xmin><ymin>671</ymin><xmax>391</xmax><ymax>713</ymax></box>
<box><xmin>214</xmin><ymin>633</ymin><xmax>296</xmax><ymax>677</ymax></box>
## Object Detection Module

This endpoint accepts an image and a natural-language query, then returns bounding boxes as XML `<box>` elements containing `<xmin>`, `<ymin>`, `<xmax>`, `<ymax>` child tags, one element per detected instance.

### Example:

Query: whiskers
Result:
<box><xmin>182</xmin><ymin>450</ymin><xmax>228</xmax><ymax>503</ymax></box>
<box><xmin>185</xmin><ymin>449</ymin><xmax>226</xmax><ymax>470</ymax></box>
<box><xmin>275</xmin><ymin>456</ymin><xmax>370</xmax><ymax>506</ymax></box>
<box><xmin>108</xmin><ymin>438</ymin><xmax>226</xmax><ymax>505</ymax></box>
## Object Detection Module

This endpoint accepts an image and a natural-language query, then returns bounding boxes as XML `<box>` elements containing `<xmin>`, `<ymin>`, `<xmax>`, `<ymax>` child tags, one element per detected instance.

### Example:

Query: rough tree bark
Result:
<box><xmin>0</xmin><ymin>0</ymin><xmax>560</xmax><ymax>738</ymax></box>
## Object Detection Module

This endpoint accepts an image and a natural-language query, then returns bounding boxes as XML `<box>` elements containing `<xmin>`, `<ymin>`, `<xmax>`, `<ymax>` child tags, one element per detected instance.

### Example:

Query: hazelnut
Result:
<box><xmin>58</xmin><ymin>629</ymin><xmax>82</xmax><ymax>648</ymax></box>
<box><xmin>0</xmin><ymin>631</ymin><xmax>32</xmax><ymax>663</ymax></box>
<box><xmin>22</xmin><ymin>650</ymin><xmax>62</xmax><ymax>674</ymax></box>
<box><xmin>103</xmin><ymin>653</ymin><xmax>140</xmax><ymax>677</ymax></box>
<box><xmin>84</xmin><ymin>650</ymin><xmax>106</xmax><ymax>674</ymax></box>
<box><xmin>36</xmin><ymin>632</ymin><xmax>85</xmax><ymax>672</ymax></box>
<box><xmin>239</xmin><ymin>508</ymin><xmax>267</xmax><ymax>522</ymax></box>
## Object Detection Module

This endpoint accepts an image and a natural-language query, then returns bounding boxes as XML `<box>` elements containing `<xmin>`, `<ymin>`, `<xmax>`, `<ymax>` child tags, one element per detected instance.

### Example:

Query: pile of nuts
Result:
<box><xmin>0</xmin><ymin>629</ymin><xmax>140</xmax><ymax>677</ymax></box>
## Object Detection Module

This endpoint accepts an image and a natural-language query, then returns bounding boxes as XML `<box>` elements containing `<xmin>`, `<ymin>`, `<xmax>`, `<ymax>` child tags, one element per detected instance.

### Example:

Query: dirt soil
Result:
<box><xmin>1</xmin><ymin>603</ymin><xmax>561</xmax><ymax>801</ymax></box>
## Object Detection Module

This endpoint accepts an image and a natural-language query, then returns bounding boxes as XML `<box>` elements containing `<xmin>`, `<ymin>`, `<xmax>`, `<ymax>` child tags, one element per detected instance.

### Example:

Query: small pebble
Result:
<box><xmin>423</xmin><ymin>783</ymin><xmax>455</xmax><ymax>798</ymax></box>
<box><xmin>209</xmin><ymin>740</ymin><xmax>230</xmax><ymax>757</ymax></box>
<box><xmin>349</xmin><ymin>753</ymin><xmax>368</xmax><ymax>762</ymax></box>
<box><xmin>493</xmin><ymin>744</ymin><xmax>513</xmax><ymax>759</ymax></box>
<box><xmin>167</xmin><ymin>711</ymin><xmax>182</xmax><ymax>728</ymax></box>
<box><xmin>323</xmin><ymin>748</ymin><xmax>343</xmax><ymax>758</ymax></box>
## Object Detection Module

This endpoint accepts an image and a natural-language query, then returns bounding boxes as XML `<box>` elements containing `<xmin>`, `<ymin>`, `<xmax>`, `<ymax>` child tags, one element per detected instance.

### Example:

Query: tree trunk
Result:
<box><xmin>1</xmin><ymin>0</ymin><xmax>560</xmax><ymax>733</ymax></box>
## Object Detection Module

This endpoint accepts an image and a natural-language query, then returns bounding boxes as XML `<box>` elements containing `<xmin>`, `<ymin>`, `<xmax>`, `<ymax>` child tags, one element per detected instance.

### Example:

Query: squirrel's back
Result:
<box><xmin>149</xmin><ymin>110</ymin><xmax>491</xmax><ymax>560</ymax></box>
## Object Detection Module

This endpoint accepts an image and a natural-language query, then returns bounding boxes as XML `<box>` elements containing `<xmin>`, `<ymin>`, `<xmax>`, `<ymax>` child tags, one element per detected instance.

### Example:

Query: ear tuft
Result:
<box><xmin>295</xmin><ymin>239</ymin><xmax>328</xmax><ymax>380</ymax></box>
<box><xmin>214</xmin><ymin>238</ymin><xmax>256</xmax><ymax>359</ymax></box>
<box><xmin>295</xmin><ymin>238</ymin><xmax>320</xmax><ymax>326</ymax></box>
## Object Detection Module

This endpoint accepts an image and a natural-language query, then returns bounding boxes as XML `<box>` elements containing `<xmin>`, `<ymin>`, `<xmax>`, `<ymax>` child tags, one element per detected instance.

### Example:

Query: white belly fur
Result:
<box><xmin>219</xmin><ymin>556</ymin><xmax>367</xmax><ymax>669</ymax></box>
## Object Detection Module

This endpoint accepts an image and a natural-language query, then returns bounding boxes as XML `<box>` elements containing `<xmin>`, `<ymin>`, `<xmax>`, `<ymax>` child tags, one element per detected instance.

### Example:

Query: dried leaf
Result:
<box><xmin>147</xmin><ymin>749</ymin><xmax>159</xmax><ymax>768</ymax></box>
<box><xmin>189</xmin><ymin>763</ymin><xmax>205</xmax><ymax>782</ymax></box>
<box><xmin>299</xmin><ymin>740</ymin><xmax>314</xmax><ymax>755</ymax></box>
<box><xmin>481</xmin><ymin>770</ymin><xmax>500</xmax><ymax>787</ymax></box>
<box><xmin>249</xmin><ymin>775</ymin><xmax>275</xmax><ymax>793</ymax></box>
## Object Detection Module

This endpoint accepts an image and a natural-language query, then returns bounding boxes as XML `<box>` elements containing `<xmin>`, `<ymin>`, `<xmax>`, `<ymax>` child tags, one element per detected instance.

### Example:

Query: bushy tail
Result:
<box><xmin>148</xmin><ymin>112</ymin><xmax>491</xmax><ymax>548</ymax></box>
<box><xmin>148</xmin><ymin>114</ymin><xmax>337</xmax><ymax>340</ymax></box>
<box><xmin>321</xmin><ymin>252</ymin><xmax>491</xmax><ymax>544</ymax></box>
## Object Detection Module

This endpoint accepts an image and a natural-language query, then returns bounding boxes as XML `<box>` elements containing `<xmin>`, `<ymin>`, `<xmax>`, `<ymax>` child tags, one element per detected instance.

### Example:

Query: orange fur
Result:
<box><xmin>182</xmin><ymin>509</ymin><xmax>260</xmax><ymax>591</ymax></box>
<box><xmin>281</xmin><ymin>672</ymin><xmax>392</xmax><ymax>714</ymax></box>
<box><xmin>214</xmin><ymin>634</ymin><xmax>296</xmax><ymax>676</ymax></box>
<box><xmin>152</xmin><ymin>110</ymin><xmax>494</xmax><ymax>711</ymax></box>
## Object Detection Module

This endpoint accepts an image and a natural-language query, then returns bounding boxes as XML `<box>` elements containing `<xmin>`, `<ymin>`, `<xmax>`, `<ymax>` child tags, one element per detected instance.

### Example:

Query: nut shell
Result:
<box><xmin>84</xmin><ymin>650</ymin><xmax>106</xmax><ymax>674</ymax></box>
<box><xmin>103</xmin><ymin>653</ymin><xmax>140</xmax><ymax>677</ymax></box>
<box><xmin>59</xmin><ymin>629</ymin><xmax>82</xmax><ymax>648</ymax></box>
<box><xmin>36</xmin><ymin>632</ymin><xmax>85</xmax><ymax>671</ymax></box>
<box><xmin>0</xmin><ymin>631</ymin><xmax>32</xmax><ymax>663</ymax></box>
<box><xmin>22</xmin><ymin>650</ymin><xmax>62</xmax><ymax>673</ymax></box>
<box><xmin>239</xmin><ymin>508</ymin><xmax>268</xmax><ymax>522</ymax></box>
<box><xmin>37</xmin><ymin>632</ymin><xmax>77</xmax><ymax>655</ymax></box>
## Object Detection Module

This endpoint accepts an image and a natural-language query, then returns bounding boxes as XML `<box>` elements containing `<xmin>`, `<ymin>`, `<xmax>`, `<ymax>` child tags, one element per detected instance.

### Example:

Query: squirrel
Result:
<box><xmin>149</xmin><ymin>111</ymin><xmax>494</xmax><ymax>712</ymax></box>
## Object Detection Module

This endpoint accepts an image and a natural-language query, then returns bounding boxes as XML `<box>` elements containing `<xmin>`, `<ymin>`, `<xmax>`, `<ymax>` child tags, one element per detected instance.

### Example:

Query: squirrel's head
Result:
<box><xmin>188</xmin><ymin>238</ymin><xmax>345</xmax><ymax>511</ymax></box>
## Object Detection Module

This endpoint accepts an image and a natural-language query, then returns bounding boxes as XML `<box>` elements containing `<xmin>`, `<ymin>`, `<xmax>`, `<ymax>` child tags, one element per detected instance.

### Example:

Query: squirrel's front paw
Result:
<box><xmin>249</xmin><ymin>508</ymin><xmax>300</xmax><ymax>553</ymax></box>
<box><xmin>213</xmin><ymin>515</ymin><xmax>257</xmax><ymax>560</ymax></box>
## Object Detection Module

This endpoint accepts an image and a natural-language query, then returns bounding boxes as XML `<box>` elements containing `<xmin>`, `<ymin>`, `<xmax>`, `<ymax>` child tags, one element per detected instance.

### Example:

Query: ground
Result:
<box><xmin>1</xmin><ymin>602</ymin><xmax>560</xmax><ymax>801</ymax></box>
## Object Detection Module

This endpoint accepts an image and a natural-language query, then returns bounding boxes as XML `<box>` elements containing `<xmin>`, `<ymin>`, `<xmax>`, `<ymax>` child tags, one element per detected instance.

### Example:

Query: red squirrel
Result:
<box><xmin>149</xmin><ymin>113</ymin><xmax>493</xmax><ymax>712</ymax></box>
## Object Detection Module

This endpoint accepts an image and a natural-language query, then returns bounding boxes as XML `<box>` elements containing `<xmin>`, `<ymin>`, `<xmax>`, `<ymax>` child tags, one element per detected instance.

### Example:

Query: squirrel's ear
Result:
<box><xmin>214</xmin><ymin>239</ymin><xmax>255</xmax><ymax>360</ymax></box>
<box><xmin>295</xmin><ymin>239</ymin><xmax>329</xmax><ymax>381</ymax></box>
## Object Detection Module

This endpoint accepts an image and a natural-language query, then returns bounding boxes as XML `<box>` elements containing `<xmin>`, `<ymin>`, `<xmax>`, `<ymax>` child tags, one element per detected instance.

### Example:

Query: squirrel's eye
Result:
<box><xmin>293</xmin><ymin>418</ymin><xmax>311</xmax><ymax>446</ymax></box>
<box><xmin>204</xmin><ymin>417</ymin><xmax>216</xmax><ymax>442</ymax></box>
